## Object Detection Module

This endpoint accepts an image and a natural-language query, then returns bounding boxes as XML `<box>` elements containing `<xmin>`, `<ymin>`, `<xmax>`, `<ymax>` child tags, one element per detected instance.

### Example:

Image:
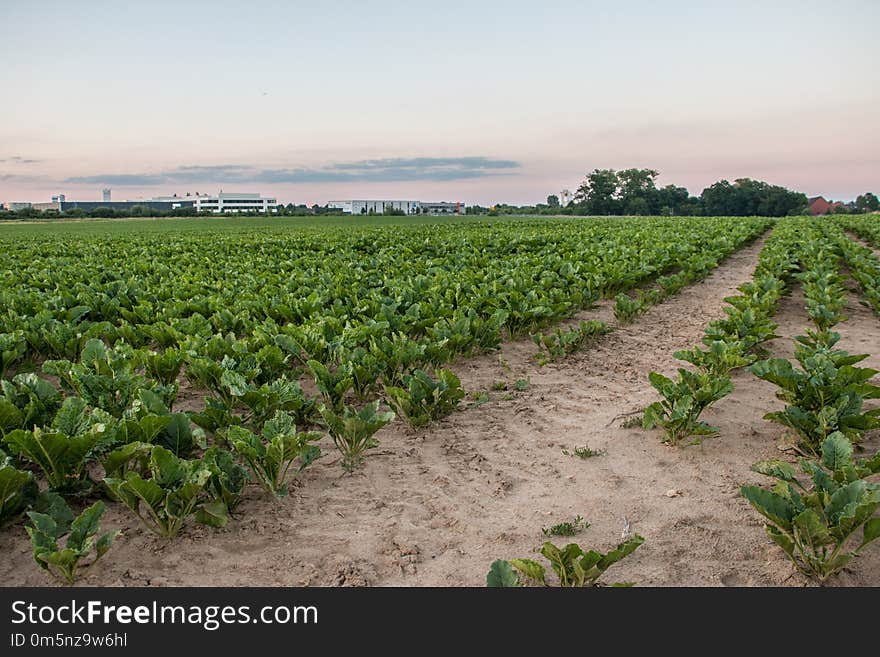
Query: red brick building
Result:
<box><xmin>807</xmin><ymin>196</ymin><xmax>834</xmax><ymax>215</ymax></box>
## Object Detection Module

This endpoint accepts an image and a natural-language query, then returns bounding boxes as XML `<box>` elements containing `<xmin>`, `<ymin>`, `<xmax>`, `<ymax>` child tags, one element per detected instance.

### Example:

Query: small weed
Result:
<box><xmin>620</xmin><ymin>415</ymin><xmax>643</xmax><ymax>428</ymax></box>
<box><xmin>500</xmin><ymin>393</ymin><xmax>514</xmax><ymax>401</ymax></box>
<box><xmin>514</xmin><ymin>378</ymin><xmax>530</xmax><ymax>391</ymax></box>
<box><xmin>562</xmin><ymin>445</ymin><xmax>606</xmax><ymax>459</ymax></box>
<box><xmin>542</xmin><ymin>515</ymin><xmax>589</xmax><ymax>537</ymax></box>
<box><xmin>470</xmin><ymin>392</ymin><xmax>490</xmax><ymax>408</ymax></box>
<box><xmin>491</xmin><ymin>380</ymin><xmax>508</xmax><ymax>391</ymax></box>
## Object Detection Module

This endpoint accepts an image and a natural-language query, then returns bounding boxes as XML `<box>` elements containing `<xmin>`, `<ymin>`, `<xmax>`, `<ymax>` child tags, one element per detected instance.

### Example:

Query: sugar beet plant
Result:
<box><xmin>642</xmin><ymin>369</ymin><xmax>733</xmax><ymax>445</ymax></box>
<box><xmin>531</xmin><ymin>320</ymin><xmax>611</xmax><ymax>365</ymax></box>
<box><xmin>0</xmin><ymin>448</ymin><xmax>37</xmax><ymax>526</ymax></box>
<box><xmin>383</xmin><ymin>368</ymin><xmax>464</xmax><ymax>427</ymax></box>
<box><xmin>26</xmin><ymin>494</ymin><xmax>118</xmax><ymax>584</ymax></box>
<box><xmin>104</xmin><ymin>445</ymin><xmax>225</xmax><ymax>537</ymax></box>
<box><xmin>741</xmin><ymin>433</ymin><xmax>880</xmax><ymax>582</ymax></box>
<box><xmin>487</xmin><ymin>535</ymin><xmax>644</xmax><ymax>587</ymax></box>
<box><xmin>319</xmin><ymin>401</ymin><xmax>395</xmax><ymax>472</ymax></box>
<box><xmin>228</xmin><ymin>410</ymin><xmax>321</xmax><ymax>496</ymax></box>
<box><xmin>750</xmin><ymin>332</ymin><xmax>880</xmax><ymax>456</ymax></box>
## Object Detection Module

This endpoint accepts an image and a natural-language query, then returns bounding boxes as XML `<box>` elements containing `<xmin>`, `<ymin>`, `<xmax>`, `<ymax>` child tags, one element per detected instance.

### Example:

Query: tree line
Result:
<box><xmin>474</xmin><ymin>169</ymin><xmax>877</xmax><ymax>217</ymax></box>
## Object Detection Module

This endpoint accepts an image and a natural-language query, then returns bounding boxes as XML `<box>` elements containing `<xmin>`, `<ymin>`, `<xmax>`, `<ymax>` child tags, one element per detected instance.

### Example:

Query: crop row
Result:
<box><xmin>641</xmin><ymin>216</ymin><xmax>880</xmax><ymax>582</ymax></box>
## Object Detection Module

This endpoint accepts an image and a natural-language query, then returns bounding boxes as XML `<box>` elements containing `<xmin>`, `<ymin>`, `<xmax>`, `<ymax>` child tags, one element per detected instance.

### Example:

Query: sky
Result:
<box><xmin>1</xmin><ymin>0</ymin><xmax>878</xmax><ymax>205</ymax></box>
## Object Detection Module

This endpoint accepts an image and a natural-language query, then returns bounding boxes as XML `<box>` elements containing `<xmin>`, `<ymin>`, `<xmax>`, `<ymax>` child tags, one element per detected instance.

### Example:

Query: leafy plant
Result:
<box><xmin>488</xmin><ymin>535</ymin><xmax>644</xmax><ymax>587</ymax></box>
<box><xmin>613</xmin><ymin>293</ymin><xmax>644</xmax><ymax>324</ymax></box>
<box><xmin>307</xmin><ymin>360</ymin><xmax>353</xmax><ymax>411</ymax></box>
<box><xmin>202</xmin><ymin>447</ymin><xmax>250</xmax><ymax>511</ymax></box>
<box><xmin>0</xmin><ymin>449</ymin><xmax>38</xmax><ymax>526</ymax></box>
<box><xmin>674</xmin><ymin>340</ymin><xmax>752</xmax><ymax>376</ymax></box>
<box><xmin>486</xmin><ymin>559</ymin><xmax>520</xmax><ymax>587</ymax></box>
<box><xmin>704</xmin><ymin>307</ymin><xmax>780</xmax><ymax>355</ymax></box>
<box><xmin>130</xmin><ymin>389</ymin><xmax>203</xmax><ymax>457</ymax></box>
<box><xmin>3</xmin><ymin>423</ymin><xmax>107</xmax><ymax>493</ymax></box>
<box><xmin>319</xmin><ymin>401</ymin><xmax>395</xmax><ymax>472</ymax></box>
<box><xmin>384</xmin><ymin>368</ymin><xmax>464</xmax><ymax>427</ymax></box>
<box><xmin>749</xmin><ymin>332</ymin><xmax>880</xmax><ymax>455</ymax></box>
<box><xmin>741</xmin><ymin>432</ymin><xmax>880</xmax><ymax>582</ymax></box>
<box><xmin>542</xmin><ymin>515</ymin><xmax>589</xmax><ymax>537</ymax></box>
<box><xmin>26</xmin><ymin>495</ymin><xmax>117</xmax><ymax>584</ymax></box>
<box><xmin>642</xmin><ymin>369</ymin><xmax>733</xmax><ymax>445</ymax></box>
<box><xmin>0</xmin><ymin>373</ymin><xmax>63</xmax><ymax>433</ymax></box>
<box><xmin>104</xmin><ymin>445</ymin><xmax>220</xmax><ymax>537</ymax></box>
<box><xmin>227</xmin><ymin>411</ymin><xmax>321</xmax><ymax>496</ymax></box>
<box><xmin>0</xmin><ymin>331</ymin><xmax>27</xmax><ymax>380</ymax></box>
<box><xmin>532</xmin><ymin>320</ymin><xmax>611</xmax><ymax>364</ymax></box>
<box><xmin>43</xmin><ymin>339</ymin><xmax>155</xmax><ymax>417</ymax></box>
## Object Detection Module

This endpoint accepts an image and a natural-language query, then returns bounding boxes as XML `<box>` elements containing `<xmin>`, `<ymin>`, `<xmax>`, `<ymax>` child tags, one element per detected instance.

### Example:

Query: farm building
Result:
<box><xmin>806</xmin><ymin>196</ymin><xmax>846</xmax><ymax>215</ymax></box>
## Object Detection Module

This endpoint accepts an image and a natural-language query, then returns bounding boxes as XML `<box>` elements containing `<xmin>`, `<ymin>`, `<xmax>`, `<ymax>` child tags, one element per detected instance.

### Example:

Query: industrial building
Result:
<box><xmin>187</xmin><ymin>192</ymin><xmax>277</xmax><ymax>213</ymax></box>
<box><xmin>329</xmin><ymin>200</ymin><xmax>420</xmax><ymax>215</ymax></box>
<box><xmin>328</xmin><ymin>200</ymin><xmax>465</xmax><ymax>215</ymax></box>
<box><xmin>7</xmin><ymin>191</ymin><xmax>277</xmax><ymax>214</ymax></box>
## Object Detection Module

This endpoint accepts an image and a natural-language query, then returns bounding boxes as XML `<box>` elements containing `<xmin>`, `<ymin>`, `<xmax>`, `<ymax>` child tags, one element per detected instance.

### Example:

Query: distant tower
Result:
<box><xmin>102</xmin><ymin>188</ymin><xmax>111</xmax><ymax>202</ymax></box>
<box><xmin>560</xmin><ymin>189</ymin><xmax>572</xmax><ymax>207</ymax></box>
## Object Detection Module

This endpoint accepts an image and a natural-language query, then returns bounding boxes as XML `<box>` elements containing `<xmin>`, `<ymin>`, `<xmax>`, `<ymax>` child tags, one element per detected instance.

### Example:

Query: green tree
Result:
<box><xmin>618</xmin><ymin>168</ymin><xmax>659</xmax><ymax>215</ymax></box>
<box><xmin>855</xmin><ymin>192</ymin><xmax>879</xmax><ymax>213</ymax></box>
<box><xmin>574</xmin><ymin>169</ymin><xmax>620</xmax><ymax>215</ymax></box>
<box><xmin>546</xmin><ymin>194</ymin><xmax>560</xmax><ymax>208</ymax></box>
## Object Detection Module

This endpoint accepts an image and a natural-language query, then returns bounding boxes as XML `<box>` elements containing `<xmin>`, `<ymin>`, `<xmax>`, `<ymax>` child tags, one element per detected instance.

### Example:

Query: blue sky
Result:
<box><xmin>1</xmin><ymin>0</ymin><xmax>877</xmax><ymax>204</ymax></box>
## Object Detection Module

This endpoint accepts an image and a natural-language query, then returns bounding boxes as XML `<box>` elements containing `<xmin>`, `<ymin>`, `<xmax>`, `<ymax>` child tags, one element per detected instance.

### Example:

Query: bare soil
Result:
<box><xmin>2</xmin><ymin>236</ymin><xmax>879</xmax><ymax>587</ymax></box>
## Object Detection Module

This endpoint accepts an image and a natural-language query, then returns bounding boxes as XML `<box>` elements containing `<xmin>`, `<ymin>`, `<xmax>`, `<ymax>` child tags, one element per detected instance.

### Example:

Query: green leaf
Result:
<box><xmin>860</xmin><ymin>517</ymin><xmax>880</xmax><ymax>549</ymax></box>
<box><xmin>486</xmin><ymin>559</ymin><xmax>521</xmax><ymax>587</ymax></box>
<box><xmin>66</xmin><ymin>501</ymin><xmax>105</xmax><ymax>551</ymax></box>
<box><xmin>740</xmin><ymin>485</ymin><xmax>795</xmax><ymax>530</ymax></box>
<box><xmin>195</xmin><ymin>500</ymin><xmax>229</xmax><ymax>528</ymax></box>
<box><xmin>508</xmin><ymin>558</ymin><xmax>546</xmax><ymax>585</ymax></box>
<box><xmin>751</xmin><ymin>460</ymin><xmax>798</xmax><ymax>482</ymax></box>
<box><xmin>821</xmin><ymin>432</ymin><xmax>853</xmax><ymax>471</ymax></box>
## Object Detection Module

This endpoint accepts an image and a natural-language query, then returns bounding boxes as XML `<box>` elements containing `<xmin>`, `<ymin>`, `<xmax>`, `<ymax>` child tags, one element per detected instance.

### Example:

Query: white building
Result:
<box><xmin>329</xmin><ymin>200</ymin><xmax>420</xmax><ymax>215</ymax></box>
<box><xmin>173</xmin><ymin>192</ymin><xmax>277</xmax><ymax>213</ymax></box>
<box><xmin>328</xmin><ymin>199</ymin><xmax>465</xmax><ymax>215</ymax></box>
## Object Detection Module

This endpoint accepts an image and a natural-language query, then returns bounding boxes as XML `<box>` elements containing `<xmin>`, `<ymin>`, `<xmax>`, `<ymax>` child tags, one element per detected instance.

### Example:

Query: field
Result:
<box><xmin>1</xmin><ymin>214</ymin><xmax>879</xmax><ymax>587</ymax></box>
